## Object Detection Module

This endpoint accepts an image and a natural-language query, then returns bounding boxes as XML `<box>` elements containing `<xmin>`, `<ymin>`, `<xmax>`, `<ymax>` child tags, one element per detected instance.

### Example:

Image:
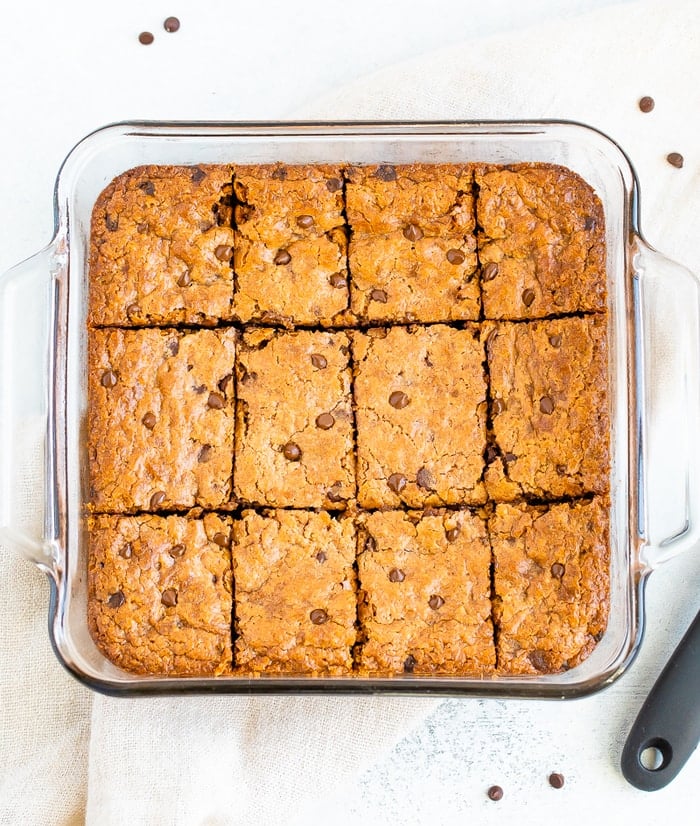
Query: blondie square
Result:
<box><xmin>476</xmin><ymin>163</ymin><xmax>606</xmax><ymax>319</ymax></box>
<box><xmin>89</xmin><ymin>164</ymin><xmax>235</xmax><ymax>326</ymax></box>
<box><xmin>483</xmin><ymin>316</ymin><xmax>609</xmax><ymax>500</ymax></box>
<box><xmin>88</xmin><ymin>514</ymin><xmax>233</xmax><ymax>676</ymax></box>
<box><xmin>88</xmin><ymin>328</ymin><xmax>236</xmax><ymax>512</ymax></box>
<box><xmin>357</xmin><ymin>510</ymin><xmax>495</xmax><ymax>675</ymax></box>
<box><xmin>490</xmin><ymin>499</ymin><xmax>609</xmax><ymax>674</ymax></box>
<box><xmin>234</xmin><ymin>329</ymin><xmax>355</xmax><ymax>509</ymax></box>
<box><xmin>233</xmin><ymin>510</ymin><xmax>357</xmax><ymax>674</ymax></box>
<box><xmin>352</xmin><ymin>325</ymin><xmax>487</xmax><ymax>508</ymax></box>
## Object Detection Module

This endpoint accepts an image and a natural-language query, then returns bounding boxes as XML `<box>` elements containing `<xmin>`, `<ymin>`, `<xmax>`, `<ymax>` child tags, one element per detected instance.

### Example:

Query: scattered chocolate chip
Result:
<box><xmin>446</xmin><ymin>248</ymin><xmax>466</xmax><ymax>265</ymax></box>
<box><xmin>167</xmin><ymin>338</ymin><xmax>179</xmax><ymax>356</ymax></box>
<box><xmin>212</xmin><ymin>532</ymin><xmax>229</xmax><ymax>548</ymax></box>
<box><xmin>119</xmin><ymin>544</ymin><xmax>133</xmax><ymax>559</ymax></box>
<box><xmin>549</xmin><ymin>772</ymin><xmax>565</xmax><ymax>789</ymax></box>
<box><xmin>387</xmin><ymin>473</ymin><xmax>407</xmax><ymax>494</ymax></box>
<box><xmin>107</xmin><ymin>591</ymin><xmax>125</xmax><ymax>608</ymax></box>
<box><xmin>191</xmin><ymin>167</ymin><xmax>206</xmax><ymax>183</ymax></box>
<box><xmin>555</xmin><ymin>464</ymin><xmax>567</xmax><ymax>476</ymax></box>
<box><xmin>138</xmin><ymin>31</ymin><xmax>154</xmax><ymax>45</ymax></box>
<box><xmin>370</xmin><ymin>288</ymin><xmax>388</xmax><ymax>303</ymax></box>
<box><xmin>316</xmin><ymin>551</ymin><xmax>327</xmax><ymax>563</ymax></box>
<box><xmin>487</xmin><ymin>786</ymin><xmax>503</xmax><ymax>801</ymax></box>
<box><xmin>329</xmin><ymin>273</ymin><xmax>347</xmax><ymax>288</ymax></box>
<box><xmin>503</xmin><ymin>452</ymin><xmax>517</xmax><ymax>463</ymax></box>
<box><xmin>218</xmin><ymin>374</ymin><xmax>233</xmax><ymax>393</ymax></box>
<box><xmin>482</xmin><ymin>262</ymin><xmax>499</xmax><ymax>281</ymax></box>
<box><xmin>310</xmin><ymin>608</ymin><xmax>328</xmax><ymax>625</ymax></box>
<box><xmin>311</xmin><ymin>353</ymin><xmax>328</xmax><ymax>369</ymax></box>
<box><xmin>169</xmin><ymin>544</ymin><xmax>186</xmax><ymax>558</ymax></box>
<box><xmin>389</xmin><ymin>390</ymin><xmax>410</xmax><ymax>409</ymax></box>
<box><xmin>283</xmin><ymin>442</ymin><xmax>302</xmax><ymax>461</ymax></box>
<box><xmin>667</xmin><ymin>152</ymin><xmax>684</xmax><ymax>169</ymax></box>
<box><xmin>142</xmin><ymin>411</ymin><xmax>157</xmax><ymax>430</ymax></box>
<box><xmin>271</xmin><ymin>166</ymin><xmax>287</xmax><ymax>180</ymax></box>
<box><xmin>214</xmin><ymin>244</ymin><xmax>232</xmax><ymax>262</ymax></box>
<box><xmin>388</xmin><ymin>568</ymin><xmax>406</xmax><ymax>583</ymax></box>
<box><xmin>403</xmin><ymin>223</ymin><xmax>424</xmax><ymax>242</ymax></box>
<box><xmin>593</xmin><ymin>630</ymin><xmax>605</xmax><ymax>642</ymax></box>
<box><xmin>315</xmin><ymin>412</ymin><xmax>335</xmax><ymax>430</ymax></box>
<box><xmin>296</xmin><ymin>214</ymin><xmax>314</xmax><ymax>229</ymax></box>
<box><xmin>364</xmin><ymin>535</ymin><xmax>377</xmax><ymax>553</ymax></box>
<box><xmin>485</xmin><ymin>444</ymin><xmax>500</xmax><ymax>465</ymax></box>
<box><xmin>126</xmin><ymin>302</ymin><xmax>141</xmax><ymax>316</ymax></box>
<box><xmin>136</xmin><ymin>222</ymin><xmax>149</xmax><ymax>233</ymax></box>
<box><xmin>551</xmin><ymin>562</ymin><xmax>565</xmax><ymax>578</ymax></box>
<box><xmin>150</xmin><ymin>491</ymin><xmax>166</xmax><ymax>509</ymax></box>
<box><xmin>100</xmin><ymin>369</ymin><xmax>117</xmax><ymax>388</ymax></box>
<box><xmin>192</xmin><ymin>384</ymin><xmax>206</xmax><ymax>394</ymax></box>
<box><xmin>522</xmin><ymin>288</ymin><xmax>536</xmax><ymax>307</ymax></box>
<box><xmin>198</xmin><ymin>444</ymin><xmax>213</xmax><ymax>463</ymax></box>
<box><xmin>207</xmin><ymin>392</ymin><xmax>225</xmax><ymax>409</ymax></box>
<box><xmin>528</xmin><ymin>649</ymin><xmax>549</xmax><ymax>672</ymax></box>
<box><xmin>428</xmin><ymin>594</ymin><xmax>445</xmax><ymax>610</ymax></box>
<box><xmin>375</xmin><ymin>165</ymin><xmax>397</xmax><ymax>182</ymax></box>
<box><xmin>138</xmin><ymin>180</ymin><xmax>155</xmax><ymax>196</ymax></box>
<box><xmin>403</xmin><ymin>654</ymin><xmax>417</xmax><ymax>673</ymax></box>
<box><xmin>639</xmin><ymin>96</ymin><xmax>655</xmax><ymax>113</ymax></box>
<box><xmin>584</xmin><ymin>216</ymin><xmax>597</xmax><ymax>231</ymax></box>
<box><xmin>548</xmin><ymin>334</ymin><xmax>562</xmax><ymax>348</ymax></box>
<box><xmin>161</xmin><ymin>588</ymin><xmax>178</xmax><ymax>607</ymax></box>
<box><xmin>540</xmin><ymin>395</ymin><xmax>555</xmax><ymax>414</ymax></box>
<box><xmin>178</xmin><ymin>271</ymin><xmax>192</xmax><ymax>287</ymax></box>
<box><xmin>492</xmin><ymin>398</ymin><xmax>505</xmax><ymax>415</ymax></box>
<box><xmin>163</xmin><ymin>16</ymin><xmax>180</xmax><ymax>32</ymax></box>
<box><xmin>326</xmin><ymin>177</ymin><xmax>343</xmax><ymax>192</ymax></box>
<box><xmin>445</xmin><ymin>526</ymin><xmax>460</xmax><ymax>542</ymax></box>
<box><xmin>416</xmin><ymin>467</ymin><xmax>434</xmax><ymax>490</ymax></box>
<box><xmin>105</xmin><ymin>214</ymin><xmax>118</xmax><ymax>232</ymax></box>
<box><xmin>274</xmin><ymin>249</ymin><xmax>291</xmax><ymax>265</ymax></box>
<box><xmin>326</xmin><ymin>487</ymin><xmax>344</xmax><ymax>502</ymax></box>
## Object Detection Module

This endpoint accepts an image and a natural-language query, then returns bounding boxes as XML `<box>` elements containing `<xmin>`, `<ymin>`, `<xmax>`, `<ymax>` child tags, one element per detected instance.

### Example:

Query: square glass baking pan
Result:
<box><xmin>2</xmin><ymin>120</ymin><xmax>699</xmax><ymax>697</ymax></box>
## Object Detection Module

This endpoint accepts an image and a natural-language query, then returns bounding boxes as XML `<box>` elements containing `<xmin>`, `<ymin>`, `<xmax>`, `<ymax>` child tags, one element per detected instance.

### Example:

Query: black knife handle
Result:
<box><xmin>622</xmin><ymin>608</ymin><xmax>700</xmax><ymax>790</ymax></box>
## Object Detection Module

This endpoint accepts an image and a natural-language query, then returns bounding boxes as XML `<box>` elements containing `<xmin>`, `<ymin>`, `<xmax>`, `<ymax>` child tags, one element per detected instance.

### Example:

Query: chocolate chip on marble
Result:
<box><xmin>161</xmin><ymin>588</ymin><xmax>178</xmax><ymax>607</ymax></box>
<box><xmin>403</xmin><ymin>223</ymin><xmax>423</xmax><ymax>242</ymax></box>
<box><xmin>214</xmin><ymin>244</ymin><xmax>232</xmax><ymax>262</ymax></box>
<box><xmin>207</xmin><ymin>392</ymin><xmax>225</xmax><ymax>409</ymax></box>
<box><xmin>416</xmin><ymin>467</ymin><xmax>434</xmax><ymax>490</ymax></box>
<box><xmin>107</xmin><ymin>591</ymin><xmax>125</xmax><ymax>608</ymax></box>
<box><xmin>142</xmin><ymin>411</ymin><xmax>157</xmax><ymax>430</ymax></box>
<box><xmin>389</xmin><ymin>390</ymin><xmax>410</xmax><ymax>409</ymax></box>
<box><xmin>667</xmin><ymin>152</ymin><xmax>684</xmax><ymax>169</ymax></box>
<box><xmin>169</xmin><ymin>544</ymin><xmax>186</xmax><ymax>558</ymax></box>
<box><xmin>274</xmin><ymin>249</ymin><xmax>291</xmax><ymax>265</ymax></box>
<box><xmin>282</xmin><ymin>442</ymin><xmax>302</xmax><ymax>461</ymax></box>
<box><xmin>150</xmin><ymin>491</ymin><xmax>166</xmax><ymax>509</ymax></box>
<box><xmin>138</xmin><ymin>180</ymin><xmax>155</xmax><ymax>196</ymax></box>
<box><xmin>326</xmin><ymin>177</ymin><xmax>343</xmax><ymax>192</ymax></box>
<box><xmin>212</xmin><ymin>532</ymin><xmax>229</xmax><ymax>548</ymax></box>
<box><xmin>198</xmin><ymin>444</ymin><xmax>213</xmax><ymax>463</ymax></box>
<box><xmin>105</xmin><ymin>214</ymin><xmax>119</xmax><ymax>232</ymax></box>
<box><xmin>638</xmin><ymin>96</ymin><xmax>655</xmax><ymax>113</ymax></box>
<box><xmin>370</xmin><ymin>289</ymin><xmax>388</xmax><ymax>303</ymax></box>
<box><xmin>584</xmin><ymin>216</ymin><xmax>597</xmax><ymax>231</ymax></box>
<box><xmin>119</xmin><ymin>544</ymin><xmax>133</xmax><ymax>559</ymax></box>
<box><xmin>403</xmin><ymin>654</ymin><xmax>417</xmax><ymax>673</ymax></box>
<box><xmin>549</xmin><ymin>773</ymin><xmax>565</xmax><ymax>789</ymax></box>
<box><xmin>296</xmin><ymin>214</ymin><xmax>314</xmax><ymax>229</ymax></box>
<box><xmin>100</xmin><ymin>370</ymin><xmax>117</xmax><ymax>388</ymax></box>
<box><xmin>163</xmin><ymin>16</ymin><xmax>180</xmax><ymax>32</ymax></box>
<box><xmin>446</xmin><ymin>248</ymin><xmax>466</xmax><ymax>265</ymax></box>
<box><xmin>375</xmin><ymin>165</ymin><xmax>397</xmax><ymax>182</ymax></box>
<box><xmin>551</xmin><ymin>562</ymin><xmax>565</xmax><ymax>578</ymax></box>
<box><xmin>191</xmin><ymin>167</ymin><xmax>206</xmax><ymax>183</ymax></box>
<box><xmin>428</xmin><ymin>594</ymin><xmax>445</xmax><ymax>610</ymax></box>
<box><xmin>316</xmin><ymin>551</ymin><xmax>327</xmax><ymax>563</ymax></box>
<box><xmin>549</xmin><ymin>333</ymin><xmax>562</xmax><ymax>348</ymax></box>
<box><xmin>138</xmin><ymin>31</ymin><xmax>154</xmax><ymax>45</ymax></box>
<box><xmin>388</xmin><ymin>568</ymin><xmax>406</xmax><ymax>583</ymax></box>
<box><xmin>309</xmin><ymin>608</ymin><xmax>328</xmax><ymax>625</ymax></box>
<box><xmin>540</xmin><ymin>395</ymin><xmax>555</xmax><ymax>415</ymax></box>
<box><xmin>315</xmin><ymin>412</ymin><xmax>335</xmax><ymax>430</ymax></box>
<box><xmin>387</xmin><ymin>473</ymin><xmax>407</xmax><ymax>494</ymax></box>
<box><xmin>311</xmin><ymin>353</ymin><xmax>328</xmax><ymax>369</ymax></box>
<box><xmin>329</xmin><ymin>273</ymin><xmax>347</xmax><ymax>288</ymax></box>
<box><xmin>445</xmin><ymin>526</ymin><xmax>460</xmax><ymax>542</ymax></box>
<box><xmin>178</xmin><ymin>271</ymin><xmax>192</xmax><ymax>287</ymax></box>
<box><xmin>522</xmin><ymin>288</ymin><xmax>536</xmax><ymax>307</ymax></box>
<box><xmin>482</xmin><ymin>262</ymin><xmax>499</xmax><ymax>281</ymax></box>
<box><xmin>487</xmin><ymin>786</ymin><xmax>504</xmax><ymax>801</ymax></box>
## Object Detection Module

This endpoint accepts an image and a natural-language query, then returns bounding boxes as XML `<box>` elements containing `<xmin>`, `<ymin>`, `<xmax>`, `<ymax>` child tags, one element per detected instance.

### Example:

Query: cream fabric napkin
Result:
<box><xmin>2</xmin><ymin>1</ymin><xmax>699</xmax><ymax>824</ymax></box>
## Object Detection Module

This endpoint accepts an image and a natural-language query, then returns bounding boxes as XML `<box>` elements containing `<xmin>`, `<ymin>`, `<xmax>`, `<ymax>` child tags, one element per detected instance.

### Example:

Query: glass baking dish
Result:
<box><xmin>1</xmin><ymin>120</ymin><xmax>699</xmax><ymax>697</ymax></box>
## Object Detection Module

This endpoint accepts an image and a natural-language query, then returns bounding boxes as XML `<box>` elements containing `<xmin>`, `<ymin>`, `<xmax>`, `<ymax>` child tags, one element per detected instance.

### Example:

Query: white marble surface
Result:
<box><xmin>1</xmin><ymin>0</ymin><xmax>698</xmax><ymax>822</ymax></box>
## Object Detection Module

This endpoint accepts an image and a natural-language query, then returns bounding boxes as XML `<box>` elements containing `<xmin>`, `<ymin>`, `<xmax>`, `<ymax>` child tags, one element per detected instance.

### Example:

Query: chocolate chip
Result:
<box><xmin>163</xmin><ymin>16</ymin><xmax>180</xmax><ymax>32</ymax></box>
<box><xmin>403</xmin><ymin>654</ymin><xmax>417</xmax><ymax>673</ymax></box>
<box><xmin>136</xmin><ymin>223</ymin><xmax>149</xmax><ymax>233</ymax></box>
<box><xmin>119</xmin><ymin>544</ymin><xmax>132</xmax><ymax>559</ymax></box>
<box><xmin>584</xmin><ymin>216</ymin><xmax>597</xmax><ymax>231</ymax></box>
<box><xmin>549</xmin><ymin>773</ymin><xmax>565</xmax><ymax>789</ymax></box>
<box><xmin>191</xmin><ymin>167</ymin><xmax>206</xmax><ymax>183</ymax></box>
<box><xmin>142</xmin><ymin>411</ymin><xmax>157</xmax><ymax>430</ymax></box>
<box><xmin>296</xmin><ymin>214</ymin><xmax>314</xmax><ymax>229</ymax></box>
<box><xmin>198</xmin><ymin>444</ymin><xmax>213</xmax><ymax>463</ymax></box>
<box><xmin>370</xmin><ymin>289</ymin><xmax>388</xmax><ymax>303</ymax></box>
<box><xmin>316</xmin><ymin>552</ymin><xmax>327</xmax><ymax>563</ymax></box>
<box><xmin>169</xmin><ymin>544</ymin><xmax>186</xmax><ymax>558</ymax></box>
<box><xmin>138</xmin><ymin>31</ymin><xmax>154</xmax><ymax>45</ymax></box>
<box><xmin>639</xmin><ymin>96</ymin><xmax>655</xmax><ymax>113</ymax></box>
<box><xmin>484</xmin><ymin>445</ymin><xmax>499</xmax><ymax>465</ymax></box>
<box><xmin>388</xmin><ymin>568</ymin><xmax>405</xmax><ymax>583</ymax></box>
<box><xmin>150</xmin><ymin>491</ymin><xmax>166</xmax><ymax>509</ymax></box>
<box><xmin>446</xmin><ymin>248</ymin><xmax>466</xmax><ymax>265</ymax></box>
<box><xmin>492</xmin><ymin>398</ymin><xmax>505</xmax><ymax>415</ymax></box>
<box><xmin>193</xmin><ymin>384</ymin><xmax>206</xmax><ymax>394</ymax></box>
<box><xmin>551</xmin><ymin>562</ymin><xmax>565</xmax><ymax>578</ymax></box>
<box><xmin>207</xmin><ymin>392</ymin><xmax>225</xmax><ymax>409</ymax></box>
<box><xmin>178</xmin><ymin>271</ymin><xmax>192</xmax><ymax>287</ymax></box>
<box><xmin>214</xmin><ymin>244</ymin><xmax>232</xmax><ymax>262</ymax></box>
<box><xmin>138</xmin><ymin>180</ymin><xmax>155</xmax><ymax>196</ymax></box>
<box><xmin>310</xmin><ymin>353</ymin><xmax>328</xmax><ymax>369</ymax></box>
<box><xmin>167</xmin><ymin>338</ymin><xmax>179</xmax><ymax>356</ymax></box>
<box><xmin>126</xmin><ymin>303</ymin><xmax>141</xmax><ymax>316</ymax></box>
<box><xmin>218</xmin><ymin>374</ymin><xmax>233</xmax><ymax>393</ymax></box>
<box><xmin>403</xmin><ymin>223</ymin><xmax>423</xmax><ymax>242</ymax></box>
<box><xmin>274</xmin><ymin>249</ymin><xmax>291</xmax><ymax>265</ymax></box>
<box><xmin>556</xmin><ymin>463</ymin><xmax>567</xmax><ymax>476</ymax></box>
<box><xmin>416</xmin><ymin>467</ymin><xmax>434</xmax><ymax>490</ymax></box>
<box><xmin>667</xmin><ymin>152</ymin><xmax>684</xmax><ymax>169</ymax></box>
<box><xmin>540</xmin><ymin>395</ymin><xmax>555</xmax><ymax>414</ymax></box>
<box><xmin>548</xmin><ymin>334</ymin><xmax>562</xmax><ymax>348</ymax></box>
<box><xmin>487</xmin><ymin>786</ymin><xmax>503</xmax><ymax>801</ymax></box>
<box><xmin>326</xmin><ymin>177</ymin><xmax>343</xmax><ymax>192</ymax></box>
<box><xmin>282</xmin><ymin>442</ymin><xmax>302</xmax><ymax>461</ymax></box>
<box><xmin>326</xmin><ymin>487</ymin><xmax>344</xmax><ymax>502</ymax></box>
<box><xmin>364</xmin><ymin>535</ymin><xmax>377</xmax><ymax>553</ymax></box>
<box><xmin>161</xmin><ymin>588</ymin><xmax>178</xmax><ymax>607</ymax></box>
<box><xmin>315</xmin><ymin>412</ymin><xmax>335</xmax><ymax>430</ymax></box>
<box><xmin>387</xmin><ymin>473</ymin><xmax>407</xmax><ymax>494</ymax></box>
<box><xmin>445</xmin><ymin>526</ymin><xmax>460</xmax><ymax>542</ymax></box>
<box><xmin>428</xmin><ymin>594</ymin><xmax>445</xmax><ymax>610</ymax></box>
<box><xmin>389</xmin><ymin>390</ymin><xmax>410</xmax><ymax>409</ymax></box>
<box><xmin>100</xmin><ymin>370</ymin><xmax>117</xmax><ymax>388</ymax></box>
<box><xmin>271</xmin><ymin>167</ymin><xmax>287</xmax><ymax>180</ymax></box>
<box><xmin>482</xmin><ymin>262</ymin><xmax>499</xmax><ymax>281</ymax></box>
<box><xmin>329</xmin><ymin>273</ymin><xmax>347</xmax><ymax>288</ymax></box>
<box><xmin>212</xmin><ymin>532</ymin><xmax>229</xmax><ymax>548</ymax></box>
<box><xmin>503</xmin><ymin>452</ymin><xmax>517</xmax><ymax>463</ymax></box>
<box><xmin>309</xmin><ymin>608</ymin><xmax>328</xmax><ymax>625</ymax></box>
<box><xmin>528</xmin><ymin>649</ymin><xmax>549</xmax><ymax>672</ymax></box>
<box><xmin>107</xmin><ymin>591</ymin><xmax>125</xmax><ymax>608</ymax></box>
<box><xmin>522</xmin><ymin>288</ymin><xmax>536</xmax><ymax>307</ymax></box>
<box><xmin>105</xmin><ymin>214</ymin><xmax>118</xmax><ymax>232</ymax></box>
<box><xmin>375</xmin><ymin>165</ymin><xmax>397</xmax><ymax>182</ymax></box>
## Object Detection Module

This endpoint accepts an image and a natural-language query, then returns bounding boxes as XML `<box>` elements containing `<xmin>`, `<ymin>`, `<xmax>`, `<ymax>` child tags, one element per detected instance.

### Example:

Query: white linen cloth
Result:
<box><xmin>1</xmin><ymin>1</ymin><xmax>698</xmax><ymax>823</ymax></box>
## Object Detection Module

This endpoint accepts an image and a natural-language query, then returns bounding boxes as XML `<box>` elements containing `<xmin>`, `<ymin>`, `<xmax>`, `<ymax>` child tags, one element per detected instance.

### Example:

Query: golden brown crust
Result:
<box><xmin>88</xmin><ymin>514</ymin><xmax>233</xmax><ymax>676</ymax></box>
<box><xmin>88</xmin><ymin>328</ymin><xmax>235</xmax><ymax>512</ymax></box>
<box><xmin>490</xmin><ymin>499</ymin><xmax>610</xmax><ymax>675</ymax></box>
<box><xmin>357</xmin><ymin>510</ymin><xmax>495</xmax><ymax>676</ymax></box>
<box><xmin>89</xmin><ymin>164</ymin><xmax>235</xmax><ymax>326</ymax></box>
<box><xmin>233</xmin><ymin>510</ymin><xmax>356</xmax><ymax>674</ymax></box>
